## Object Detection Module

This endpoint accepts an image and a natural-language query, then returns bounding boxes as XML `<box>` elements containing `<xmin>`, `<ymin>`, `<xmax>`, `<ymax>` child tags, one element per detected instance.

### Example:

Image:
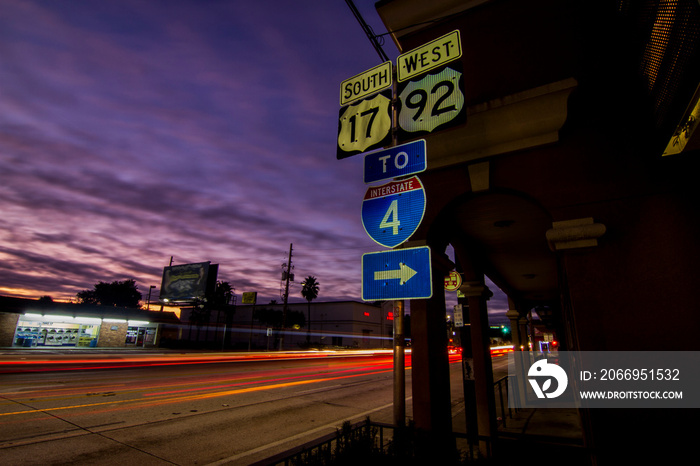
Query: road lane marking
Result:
<box><xmin>0</xmin><ymin>370</ymin><xmax>393</xmax><ymax>417</ymax></box>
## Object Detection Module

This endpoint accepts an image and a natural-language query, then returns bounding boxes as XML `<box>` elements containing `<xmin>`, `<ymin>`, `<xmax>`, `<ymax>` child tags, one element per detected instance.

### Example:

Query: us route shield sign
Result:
<box><xmin>361</xmin><ymin>176</ymin><xmax>426</xmax><ymax>248</ymax></box>
<box><xmin>362</xmin><ymin>246</ymin><xmax>432</xmax><ymax>301</ymax></box>
<box><xmin>337</xmin><ymin>89</ymin><xmax>392</xmax><ymax>159</ymax></box>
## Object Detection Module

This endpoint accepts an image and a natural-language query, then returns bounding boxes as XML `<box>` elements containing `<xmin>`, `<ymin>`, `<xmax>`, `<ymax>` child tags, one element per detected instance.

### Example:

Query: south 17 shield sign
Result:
<box><xmin>337</xmin><ymin>89</ymin><xmax>392</xmax><ymax>159</ymax></box>
<box><xmin>361</xmin><ymin>176</ymin><xmax>426</xmax><ymax>248</ymax></box>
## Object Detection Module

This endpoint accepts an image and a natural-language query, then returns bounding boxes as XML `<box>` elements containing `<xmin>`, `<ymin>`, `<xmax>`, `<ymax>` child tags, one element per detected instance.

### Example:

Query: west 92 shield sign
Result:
<box><xmin>396</xmin><ymin>63</ymin><xmax>466</xmax><ymax>142</ymax></box>
<box><xmin>361</xmin><ymin>176</ymin><xmax>426</xmax><ymax>248</ymax></box>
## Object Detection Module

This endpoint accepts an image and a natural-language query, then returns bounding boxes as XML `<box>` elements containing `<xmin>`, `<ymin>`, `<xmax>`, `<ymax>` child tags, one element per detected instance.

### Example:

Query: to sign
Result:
<box><xmin>364</xmin><ymin>139</ymin><xmax>426</xmax><ymax>184</ymax></box>
<box><xmin>397</xmin><ymin>64</ymin><xmax>466</xmax><ymax>141</ymax></box>
<box><xmin>337</xmin><ymin>90</ymin><xmax>392</xmax><ymax>159</ymax></box>
<box><xmin>361</xmin><ymin>176</ymin><xmax>426</xmax><ymax>248</ymax></box>
<box><xmin>340</xmin><ymin>61</ymin><xmax>392</xmax><ymax>106</ymax></box>
<box><xmin>397</xmin><ymin>30</ymin><xmax>461</xmax><ymax>82</ymax></box>
<box><xmin>362</xmin><ymin>246</ymin><xmax>432</xmax><ymax>301</ymax></box>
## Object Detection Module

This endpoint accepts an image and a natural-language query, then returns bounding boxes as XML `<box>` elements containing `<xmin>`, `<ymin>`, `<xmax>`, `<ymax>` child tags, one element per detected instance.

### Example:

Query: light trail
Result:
<box><xmin>0</xmin><ymin>358</ymin><xmax>397</xmax><ymax>419</ymax></box>
<box><xmin>0</xmin><ymin>350</ymin><xmax>397</xmax><ymax>373</ymax></box>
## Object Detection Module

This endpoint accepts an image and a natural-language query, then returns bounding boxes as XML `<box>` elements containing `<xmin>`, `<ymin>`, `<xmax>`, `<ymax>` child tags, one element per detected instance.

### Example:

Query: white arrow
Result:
<box><xmin>374</xmin><ymin>262</ymin><xmax>417</xmax><ymax>285</ymax></box>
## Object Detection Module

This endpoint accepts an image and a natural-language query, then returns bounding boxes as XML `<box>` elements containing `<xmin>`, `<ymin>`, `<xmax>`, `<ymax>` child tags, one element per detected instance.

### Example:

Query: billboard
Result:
<box><xmin>159</xmin><ymin>262</ymin><xmax>217</xmax><ymax>303</ymax></box>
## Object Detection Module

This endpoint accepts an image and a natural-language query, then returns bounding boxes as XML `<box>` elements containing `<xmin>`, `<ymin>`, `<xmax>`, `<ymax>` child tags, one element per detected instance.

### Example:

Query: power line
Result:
<box><xmin>344</xmin><ymin>0</ymin><xmax>389</xmax><ymax>63</ymax></box>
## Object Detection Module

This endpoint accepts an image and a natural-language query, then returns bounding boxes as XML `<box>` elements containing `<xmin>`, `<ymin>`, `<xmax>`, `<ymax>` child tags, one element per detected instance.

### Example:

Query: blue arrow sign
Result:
<box><xmin>362</xmin><ymin>246</ymin><xmax>432</xmax><ymax>301</ymax></box>
<box><xmin>364</xmin><ymin>139</ymin><xmax>426</xmax><ymax>184</ymax></box>
<box><xmin>361</xmin><ymin>176</ymin><xmax>426</xmax><ymax>248</ymax></box>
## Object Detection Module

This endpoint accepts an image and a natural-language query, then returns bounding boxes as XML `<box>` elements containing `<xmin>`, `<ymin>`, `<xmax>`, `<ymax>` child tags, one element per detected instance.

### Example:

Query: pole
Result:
<box><xmin>393</xmin><ymin>300</ymin><xmax>405</xmax><ymax>427</ymax></box>
<box><xmin>248</xmin><ymin>302</ymin><xmax>256</xmax><ymax>351</ymax></box>
<box><xmin>160</xmin><ymin>256</ymin><xmax>173</xmax><ymax>312</ymax></box>
<box><xmin>279</xmin><ymin>243</ymin><xmax>293</xmax><ymax>351</ymax></box>
<box><xmin>147</xmin><ymin>285</ymin><xmax>155</xmax><ymax>311</ymax></box>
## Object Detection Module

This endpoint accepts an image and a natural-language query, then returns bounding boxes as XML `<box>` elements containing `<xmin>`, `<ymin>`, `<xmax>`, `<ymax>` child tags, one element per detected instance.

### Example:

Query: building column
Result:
<box><xmin>410</xmin><ymin>250</ymin><xmax>455</xmax><ymax>456</ymax></box>
<box><xmin>505</xmin><ymin>302</ymin><xmax>522</xmax><ymax>350</ymax></box>
<box><xmin>518</xmin><ymin>316</ymin><xmax>529</xmax><ymax>351</ymax></box>
<box><xmin>506</xmin><ymin>299</ymin><xmax>530</xmax><ymax>411</ymax></box>
<box><xmin>460</xmin><ymin>280</ymin><xmax>498</xmax><ymax>457</ymax></box>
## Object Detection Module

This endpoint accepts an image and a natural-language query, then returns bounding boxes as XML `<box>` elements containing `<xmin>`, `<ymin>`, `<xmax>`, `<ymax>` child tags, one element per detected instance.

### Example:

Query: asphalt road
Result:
<box><xmin>0</xmin><ymin>350</ymin><xmax>508</xmax><ymax>465</ymax></box>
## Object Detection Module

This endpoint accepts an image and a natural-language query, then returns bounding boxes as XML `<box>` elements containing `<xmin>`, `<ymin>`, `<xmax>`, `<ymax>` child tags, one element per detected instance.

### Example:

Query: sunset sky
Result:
<box><xmin>0</xmin><ymin>0</ymin><xmax>508</xmax><ymax>321</ymax></box>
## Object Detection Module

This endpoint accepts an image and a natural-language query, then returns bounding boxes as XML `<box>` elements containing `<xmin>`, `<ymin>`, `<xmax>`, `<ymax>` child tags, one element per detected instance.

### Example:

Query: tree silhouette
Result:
<box><xmin>189</xmin><ymin>281</ymin><xmax>235</xmax><ymax>343</ymax></box>
<box><xmin>211</xmin><ymin>280</ymin><xmax>234</xmax><ymax>307</ymax></box>
<box><xmin>301</xmin><ymin>276</ymin><xmax>319</xmax><ymax>343</ymax></box>
<box><xmin>38</xmin><ymin>296</ymin><xmax>54</xmax><ymax>305</ymax></box>
<box><xmin>76</xmin><ymin>279</ymin><xmax>142</xmax><ymax>308</ymax></box>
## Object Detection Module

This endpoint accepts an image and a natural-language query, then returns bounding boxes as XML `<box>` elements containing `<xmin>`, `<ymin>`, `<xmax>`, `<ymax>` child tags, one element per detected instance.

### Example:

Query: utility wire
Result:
<box><xmin>344</xmin><ymin>0</ymin><xmax>389</xmax><ymax>63</ymax></box>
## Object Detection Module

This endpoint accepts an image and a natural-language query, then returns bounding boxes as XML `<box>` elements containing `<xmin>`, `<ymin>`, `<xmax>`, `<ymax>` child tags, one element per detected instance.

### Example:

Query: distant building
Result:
<box><xmin>171</xmin><ymin>301</ymin><xmax>394</xmax><ymax>350</ymax></box>
<box><xmin>0</xmin><ymin>296</ymin><xmax>180</xmax><ymax>348</ymax></box>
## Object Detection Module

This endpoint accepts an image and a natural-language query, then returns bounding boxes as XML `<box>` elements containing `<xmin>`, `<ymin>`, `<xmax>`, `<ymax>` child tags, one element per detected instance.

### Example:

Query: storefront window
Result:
<box><xmin>13</xmin><ymin>318</ymin><xmax>100</xmax><ymax>348</ymax></box>
<box><xmin>126</xmin><ymin>326</ymin><xmax>158</xmax><ymax>346</ymax></box>
<box><xmin>126</xmin><ymin>327</ymin><xmax>138</xmax><ymax>345</ymax></box>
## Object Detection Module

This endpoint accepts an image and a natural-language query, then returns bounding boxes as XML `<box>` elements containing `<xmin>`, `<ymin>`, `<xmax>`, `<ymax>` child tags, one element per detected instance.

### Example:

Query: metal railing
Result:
<box><xmin>253</xmin><ymin>379</ymin><xmax>521</xmax><ymax>465</ymax></box>
<box><xmin>248</xmin><ymin>419</ymin><xmax>384</xmax><ymax>466</ymax></box>
<box><xmin>494</xmin><ymin>375</ymin><xmax>519</xmax><ymax>428</ymax></box>
<box><xmin>250</xmin><ymin>419</ymin><xmax>472</xmax><ymax>466</ymax></box>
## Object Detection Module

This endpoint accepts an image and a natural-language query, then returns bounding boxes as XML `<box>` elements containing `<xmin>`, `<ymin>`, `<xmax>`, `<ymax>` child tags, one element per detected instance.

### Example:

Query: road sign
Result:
<box><xmin>340</xmin><ymin>61</ymin><xmax>392</xmax><ymax>106</ymax></box>
<box><xmin>364</xmin><ymin>139</ymin><xmax>426</xmax><ymax>184</ymax></box>
<box><xmin>397</xmin><ymin>63</ymin><xmax>466</xmax><ymax>140</ymax></box>
<box><xmin>361</xmin><ymin>176</ymin><xmax>426</xmax><ymax>248</ymax></box>
<box><xmin>337</xmin><ymin>89</ymin><xmax>392</xmax><ymax>159</ymax></box>
<box><xmin>397</xmin><ymin>30</ymin><xmax>461</xmax><ymax>82</ymax></box>
<box><xmin>362</xmin><ymin>246</ymin><xmax>432</xmax><ymax>301</ymax></box>
<box><xmin>241</xmin><ymin>292</ymin><xmax>257</xmax><ymax>304</ymax></box>
<box><xmin>445</xmin><ymin>271</ymin><xmax>462</xmax><ymax>291</ymax></box>
<box><xmin>453</xmin><ymin>304</ymin><xmax>464</xmax><ymax>327</ymax></box>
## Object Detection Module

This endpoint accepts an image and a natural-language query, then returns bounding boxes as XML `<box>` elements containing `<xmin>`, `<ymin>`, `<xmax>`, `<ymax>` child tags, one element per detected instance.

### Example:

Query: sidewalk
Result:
<box><xmin>452</xmin><ymin>403</ymin><xmax>590</xmax><ymax>464</ymax></box>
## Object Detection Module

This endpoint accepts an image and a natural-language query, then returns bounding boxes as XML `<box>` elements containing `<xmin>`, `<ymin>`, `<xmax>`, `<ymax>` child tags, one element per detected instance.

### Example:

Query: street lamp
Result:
<box><xmin>147</xmin><ymin>285</ymin><xmax>156</xmax><ymax>311</ymax></box>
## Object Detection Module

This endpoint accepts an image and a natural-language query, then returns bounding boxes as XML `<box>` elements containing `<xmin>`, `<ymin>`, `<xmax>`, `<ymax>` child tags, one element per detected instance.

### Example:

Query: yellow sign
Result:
<box><xmin>397</xmin><ymin>30</ymin><xmax>462</xmax><ymax>82</ymax></box>
<box><xmin>241</xmin><ymin>292</ymin><xmax>257</xmax><ymax>304</ymax></box>
<box><xmin>444</xmin><ymin>271</ymin><xmax>462</xmax><ymax>292</ymax></box>
<box><xmin>340</xmin><ymin>61</ymin><xmax>392</xmax><ymax>106</ymax></box>
<box><xmin>337</xmin><ymin>91</ymin><xmax>392</xmax><ymax>157</ymax></box>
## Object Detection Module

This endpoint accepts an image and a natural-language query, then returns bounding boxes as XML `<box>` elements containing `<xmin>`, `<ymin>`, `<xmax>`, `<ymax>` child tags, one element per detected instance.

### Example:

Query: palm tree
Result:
<box><xmin>301</xmin><ymin>276</ymin><xmax>319</xmax><ymax>343</ymax></box>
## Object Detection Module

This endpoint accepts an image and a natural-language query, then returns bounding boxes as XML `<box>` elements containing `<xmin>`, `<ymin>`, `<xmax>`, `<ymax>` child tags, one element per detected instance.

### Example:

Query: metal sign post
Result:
<box><xmin>393</xmin><ymin>300</ymin><xmax>405</xmax><ymax>428</ymax></box>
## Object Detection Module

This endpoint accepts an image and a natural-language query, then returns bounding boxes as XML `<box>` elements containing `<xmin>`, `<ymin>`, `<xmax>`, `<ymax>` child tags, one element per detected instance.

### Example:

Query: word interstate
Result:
<box><xmin>365</xmin><ymin>178</ymin><xmax>418</xmax><ymax>200</ymax></box>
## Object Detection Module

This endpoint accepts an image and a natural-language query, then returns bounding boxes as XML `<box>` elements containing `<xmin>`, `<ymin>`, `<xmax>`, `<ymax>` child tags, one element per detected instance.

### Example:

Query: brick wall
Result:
<box><xmin>0</xmin><ymin>313</ymin><xmax>19</xmax><ymax>346</ymax></box>
<box><xmin>97</xmin><ymin>322</ymin><xmax>127</xmax><ymax>347</ymax></box>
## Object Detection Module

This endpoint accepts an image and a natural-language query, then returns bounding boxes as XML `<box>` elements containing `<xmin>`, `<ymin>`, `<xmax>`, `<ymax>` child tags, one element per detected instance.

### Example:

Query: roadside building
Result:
<box><xmin>0</xmin><ymin>296</ymin><xmax>180</xmax><ymax>348</ymax></box>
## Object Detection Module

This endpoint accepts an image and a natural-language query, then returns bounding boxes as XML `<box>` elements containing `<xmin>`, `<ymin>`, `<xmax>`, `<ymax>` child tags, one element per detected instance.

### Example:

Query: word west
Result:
<box><xmin>397</xmin><ymin>30</ymin><xmax>462</xmax><ymax>81</ymax></box>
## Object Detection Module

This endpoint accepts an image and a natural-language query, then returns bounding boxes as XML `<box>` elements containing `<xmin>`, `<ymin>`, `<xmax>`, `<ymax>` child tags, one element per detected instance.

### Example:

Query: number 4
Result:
<box><xmin>380</xmin><ymin>200</ymin><xmax>400</xmax><ymax>235</ymax></box>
